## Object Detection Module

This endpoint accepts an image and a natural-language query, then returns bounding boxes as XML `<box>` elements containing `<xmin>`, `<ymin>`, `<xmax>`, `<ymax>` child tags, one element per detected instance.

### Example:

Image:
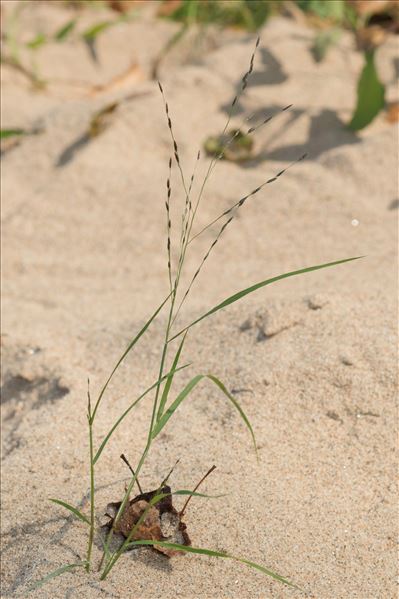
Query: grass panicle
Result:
<box><xmin>232</xmin><ymin>36</ymin><xmax>260</xmax><ymax>106</ymax></box>
<box><xmin>166</xmin><ymin>156</ymin><xmax>173</xmax><ymax>291</ymax></box>
<box><xmin>190</xmin><ymin>152</ymin><xmax>307</xmax><ymax>245</ymax></box>
<box><xmin>42</xmin><ymin>36</ymin><xmax>362</xmax><ymax>594</ymax></box>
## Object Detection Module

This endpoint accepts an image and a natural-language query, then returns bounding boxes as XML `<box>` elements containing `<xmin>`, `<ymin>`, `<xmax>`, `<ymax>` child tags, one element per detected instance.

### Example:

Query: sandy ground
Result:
<box><xmin>1</xmin><ymin>2</ymin><xmax>398</xmax><ymax>598</ymax></box>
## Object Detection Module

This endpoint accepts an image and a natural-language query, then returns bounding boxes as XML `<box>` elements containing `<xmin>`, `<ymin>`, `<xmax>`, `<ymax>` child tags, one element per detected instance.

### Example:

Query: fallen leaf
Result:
<box><xmin>108</xmin><ymin>0</ymin><xmax>146</xmax><ymax>12</ymax></box>
<box><xmin>355</xmin><ymin>25</ymin><xmax>387</xmax><ymax>50</ymax></box>
<box><xmin>104</xmin><ymin>485</ymin><xmax>191</xmax><ymax>558</ymax></box>
<box><xmin>87</xmin><ymin>63</ymin><xmax>145</xmax><ymax>97</ymax></box>
<box><xmin>347</xmin><ymin>0</ymin><xmax>397</xmax><ymax>16</ymax></box>
<box><xmin>157</xmin><ymin>0</ymin><xmax>183</xmax><ymax>17</ymax></box>
<box><xmin>89</xmin><ymin>102</ymin><xmax>119</xmax><ymax>138</ymax></box>
<box><xmin>386</xmin><ymin>102</ymin><xmax>399</xmax><ymax>123</ymax></box>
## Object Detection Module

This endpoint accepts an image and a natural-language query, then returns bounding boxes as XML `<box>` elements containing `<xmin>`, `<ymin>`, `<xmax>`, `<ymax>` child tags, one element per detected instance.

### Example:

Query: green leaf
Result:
<box><xmin>0</xmin><ymin>129</ymin><xmax>26</xmax><ymax>139</ymax></box>
<box><xmin>157</xmin><ymin>332</ymin><xmax>187</xmax><ymax>421</ymax></box>
<box><xmin>93</xmin><ymin>362</ymin><xmax>190</xmax><ymax>464</ymax></box>
<box><xmin>206</xmin><ymin>374</ymin><xmax>257</xmax><ymax>455</ymax></box>
<box><xmin>91</xmin><ymin>294</ymin><xmax>171</xmax><ymax>421</ymax></box>
<box><xmin>151</xmin><ymin>374</ymin><xmax>202</xmax><ymax>438</ymax></box>
<box><xmin>348</xmin><ymin>51</ymin><xmax>385</xmax><ymax>131</ymax></box>
<box><xmin>151</xmin><ymin>373</ymin><xmax>256</xmax><ymax>453</ymax></box>
<box><xmin>49</xmin><ymin>498</ymin><xmax>90</xmax><ymax>525</ymax></box>
<box><xmin>29</xmin><ymin>561</ymin><xmax>88</xmax><ymax>591</ymax></box>
<box><xmin>26</xmin><ymin>33</ymin><xmax>47</xmax><ymax>49</ymax></box>
<box><xmin>127</xmin><ymin>541</ymin><xmax>299</xmax><ymax>588</ymax></box>
<box><xmin>170</xmin><ymin>257</ymin><xmax>363</xmax><ymax>341</ymax></box>
<box><xmin>82</xmin><ymin>21</ymin><xmax>115</xmax><ymax>41</ymax></box>
<box><xmin>55</xmin><ymin>19</ymin><xmax>76</xmax><ymax>42</ymax></box>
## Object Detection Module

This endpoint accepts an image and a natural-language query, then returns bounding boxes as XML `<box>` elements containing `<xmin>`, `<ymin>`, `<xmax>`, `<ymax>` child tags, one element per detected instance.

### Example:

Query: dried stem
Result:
<box><xmin>180</xmin><ymin>465</ymin><xmax>217</xmax><ymax>517</ymax></box>
<box><xmin>120</xmin><ymin>454</ymin><xmax>143</xmax><ymax>494</ymax></box>
<box><xmin>160</xmin><ymin>458</ymin><xmax>180</xmax><ymax>488</ymax></box>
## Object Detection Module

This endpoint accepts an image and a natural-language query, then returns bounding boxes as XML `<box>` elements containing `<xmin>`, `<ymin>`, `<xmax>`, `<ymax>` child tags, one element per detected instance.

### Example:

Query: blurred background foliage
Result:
<box><xmin>1</xmin><ymin>0</ymin><xmax>398</xmax><ymax>134</ymax></box>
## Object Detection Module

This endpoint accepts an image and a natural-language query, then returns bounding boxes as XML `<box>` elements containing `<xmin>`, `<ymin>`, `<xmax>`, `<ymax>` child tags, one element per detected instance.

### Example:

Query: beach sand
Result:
<box><xmin>1</xmin><ymin>2</ymin><xmax>398</xmax><ymax>597</ymax></box>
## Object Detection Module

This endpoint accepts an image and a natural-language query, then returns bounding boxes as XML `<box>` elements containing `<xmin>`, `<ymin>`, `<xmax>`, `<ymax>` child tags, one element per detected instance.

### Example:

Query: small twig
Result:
<box><xmin>180</xmin><ymin>465</ymin><xmax>216</xmax><ymax>517</ymax></box>
<box><xmin>120</xmin><ymin>454</ymin><xmax>143</xmax><ymax>494</ymax></box>
<box><xmin>160</xmin><ymin>459</ymin><xmax>180</xmax><ymax>488</ymax></box>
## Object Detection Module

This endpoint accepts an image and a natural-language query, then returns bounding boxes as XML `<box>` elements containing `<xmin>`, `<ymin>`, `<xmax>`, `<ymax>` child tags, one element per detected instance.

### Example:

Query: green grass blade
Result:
<box><xmin>29</xmin><ymin>561</ymin><xmax>88</xmax><ymax>591</ymax></box>
<box><xmin>82</xmin><ymin>21</ymin><xmax>114</xmax><ymax>41</ymax></box>
<box><xmin>26</xmin><ymin>33</ymin><xmax>47</xmax><ymax>50</ymax></box>
<box><xmin>157</xmin><ymin>332</ymin><xmax>187</xmax><ymax>421</ymax></box>
<box><xmin>170</xmin><ymin>257</ymin><xmax>363</xmax><ymax>341</ymax></box>
<box><xmin>49</xmin><ymin>498</ymin><xmax>90</xmax><ymax>525</ymax></box>
<box><xmin>99</xmin><ymin>532</ymin><xmax>112</xmax><ymax>562</ymax></box>
<box><xmin>206</xmin><ymin>374</ymin><xmax>257</xmax><ymax>454</ymax></box>
<box><xmin>0</xmin><ymin>128</ymin><xmax>26</xmax><ymax>139</ymax></box>
<box><xmin>91</xmin><ymin>294</ymin><xmax>171</xmax><ymax>421</ymax></box>
<box><xmin>55</xmin><ymin>19</ymin><xmax>76</xmax><ymax>41</ymax></box>
<box><xmin>127</xmin><ymin>541</ymin><xmax>299</xmax><ymax>588</ymax></box>
<box><xmin>173</xmin><ymin>489</ymin><xmax>225</xmax><ymax>498</ymax></box>
<box><xmin>151</xmin><ymin>374</ymin><xmax>255</xmax><ymax>452</ymax></box>
<box><xmin>151</xmin><ymin>374</ymin><xmax>203</xmax><ymax>438</ymax></box>
<box><xmin>93</xmin><ymin>363</ymin><xmax>190</xmax><ymax>464</ymax></box>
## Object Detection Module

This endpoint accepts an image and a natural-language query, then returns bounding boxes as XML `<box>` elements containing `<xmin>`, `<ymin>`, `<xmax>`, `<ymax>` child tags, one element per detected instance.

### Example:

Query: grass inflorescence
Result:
<box><xmin>35</xmin><ymin>37</ymin><xmax>362</xmax><ymax>593</ymax></box>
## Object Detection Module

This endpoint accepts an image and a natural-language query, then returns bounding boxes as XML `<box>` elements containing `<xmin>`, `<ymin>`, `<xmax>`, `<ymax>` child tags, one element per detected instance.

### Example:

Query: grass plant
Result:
<box><xmin>34</xmin><ymin>37</ymin><xmax>361</xmax><ymax>593</ymax></box>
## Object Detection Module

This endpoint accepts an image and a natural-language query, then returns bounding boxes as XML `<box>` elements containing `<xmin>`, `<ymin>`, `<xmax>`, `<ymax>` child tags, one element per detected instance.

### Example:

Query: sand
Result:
<box><xmin>1</xmin><ymin>2</ymin><xmax>398</xmax><ymax>598</ymax></box>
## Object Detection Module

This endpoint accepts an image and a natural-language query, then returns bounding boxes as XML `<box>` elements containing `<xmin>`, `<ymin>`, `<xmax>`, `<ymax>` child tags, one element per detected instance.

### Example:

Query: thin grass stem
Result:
<box><xmin>91</xmin><ymin>294</ymin><xmax>171</xmax><ymax>422</ymax></box>
<box><xmin>86</xmin><ymin>381</ymin><xmax>95</xmax><ymax>572</ymax></box>
<box><xmin>172</xmin><ymin>216</ymin><xmax>234</xmax><ymax>324</ymax></box>
<box><xmin>100</xmin><ymin>293</ymin><xmax>178</xmax><ymax>569</ymax></box>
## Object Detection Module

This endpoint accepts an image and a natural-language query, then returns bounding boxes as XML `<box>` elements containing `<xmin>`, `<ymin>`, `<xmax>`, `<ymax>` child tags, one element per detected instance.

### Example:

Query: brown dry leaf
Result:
<box><xmin>108</xmin><ymin>0</ymin><xmax>146</xmax><ymax>12</ymax></box>
<box><xmin>89</xmin><ymin>102</ymin><xmax>119</xmax><ymax>138</ymax></box>
<box><xmin>115</xmin><ymin>500</ymin><xmax>163</xmax><ymax>540</ymax></box>
<box><xmin>355</xmin><ymin>24</ymin><xmax>388</xmax><ymax>49</ymax></box>
<box><xmin>157</xmin><ymin>0</ymin><xmax>183</xmax><ymax>17</ymax></box>
<box><xmin>386</xmin><ymin>102</ymin><xmax>399</xmax><ymax>123</ymax></box>
<box><xmin>104</xmin><ymin>485</ymin><xmax>191</xmax><ymax>558</ymax></box>
<box><xmin>87</xmin><ymin>63</ymin><xmax>145</xmax><ymax>97</ymax></box>
<box><xmin>346</xmin><ymin>0</ymin><xmax>398</xmax><ymax>16</ymax></box>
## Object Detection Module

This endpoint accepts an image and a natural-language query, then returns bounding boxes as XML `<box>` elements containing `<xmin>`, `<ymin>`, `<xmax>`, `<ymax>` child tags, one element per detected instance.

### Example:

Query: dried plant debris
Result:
<box><xmin>104</xmin><ymin>486</ymin><xmax>191</xmax><ymax>557</ymax></box>
<box><xmin>56</xmin><ymin>102</ymin><xmax>119</xmax><ymax>167</ymax></box>
<box><xmin>89</xmin><ymin>102</ymin><xmax>120</xmax><ymax>137</ymax></box>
